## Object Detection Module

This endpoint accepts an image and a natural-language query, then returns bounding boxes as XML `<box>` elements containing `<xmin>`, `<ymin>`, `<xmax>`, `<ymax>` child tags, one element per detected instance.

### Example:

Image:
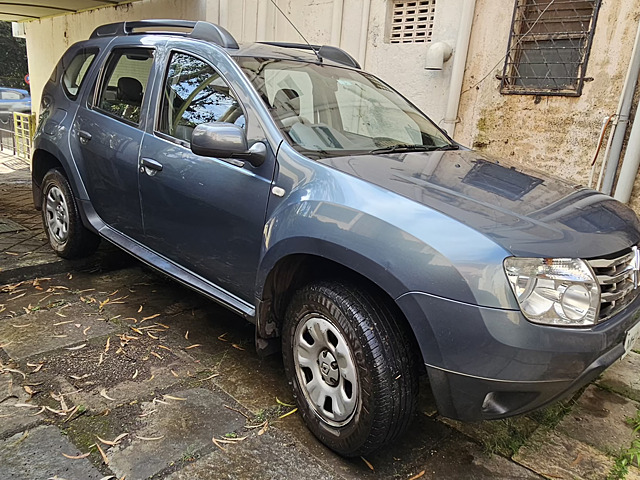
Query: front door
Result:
<box><xmin>71</xmin><ymin>47</ymin><xmax>155</xmax><ymax>239</ymax></box>
<box><xmin>139</xmin><ymin>50</ymin><xmax>274</xmax><ymax>301</ymax></box>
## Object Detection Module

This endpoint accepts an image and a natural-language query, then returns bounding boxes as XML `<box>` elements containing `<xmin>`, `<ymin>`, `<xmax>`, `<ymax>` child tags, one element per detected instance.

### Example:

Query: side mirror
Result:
<box><xmin>191</xmin><ymin>123</ymin><xmax>266</xmax><ymax>167</ymax></box>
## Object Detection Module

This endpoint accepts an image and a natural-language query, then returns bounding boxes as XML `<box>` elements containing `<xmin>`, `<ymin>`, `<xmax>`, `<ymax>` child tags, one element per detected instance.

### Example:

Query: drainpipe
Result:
<box><xmin>601</xmin><ymin>18</ymin><xmax>640</xmax><ymax>196</ymax></box>
<box><xmin>358</xmin><ymin>0</ymin><xmax>372</xmax><ymax>67</ymax></box>
<box><xmin>613</xmin><ymin>105</ymin><xmax>640</xmax><ymax>203</ymax></box>
<box><xmin>441</xmin><ymin>0</ymin><xmax>476</xmax><ymax>137</ymax></box>
<box><xmin>331</xmin><ymin>0</ymin><xmax>343</xmax><ymax>46</ymax></box>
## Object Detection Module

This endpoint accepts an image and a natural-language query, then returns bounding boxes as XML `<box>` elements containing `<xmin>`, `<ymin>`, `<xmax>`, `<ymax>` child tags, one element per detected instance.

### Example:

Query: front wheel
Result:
<box><xmin>41</xmin><ymin>169</ymin><xmax>100</xmax><ymax>259</ymax></box>
<box><xmin>282</xmin><ymin>281</ymin><xmax>419</xmax><ymax>456</ymax></box>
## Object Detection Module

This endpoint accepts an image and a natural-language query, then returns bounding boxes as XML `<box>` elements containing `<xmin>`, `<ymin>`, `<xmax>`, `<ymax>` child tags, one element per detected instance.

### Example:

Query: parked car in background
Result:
<box><xmin>0</xmin><ymin>87</ymin><xmax>31</xmax><ymax>126</ymax></box>
<box><xmin>32</xmin><ymin>20</ymin><xmax>640</xmax><ymax>457</ymax></box>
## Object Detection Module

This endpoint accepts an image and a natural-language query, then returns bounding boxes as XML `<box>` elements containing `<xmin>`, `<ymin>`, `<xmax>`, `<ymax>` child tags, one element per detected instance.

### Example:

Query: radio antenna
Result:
<box><xmin>269</xmin><ymin>0</ymin><xmax>322</xmax><ymax>62</ymax></box>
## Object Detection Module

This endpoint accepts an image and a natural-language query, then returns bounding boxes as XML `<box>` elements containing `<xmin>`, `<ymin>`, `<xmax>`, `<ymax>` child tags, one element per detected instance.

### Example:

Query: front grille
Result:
<box><xmin>587</xmin><ymin>250</ymin><xmax>640</xmax><ymax>321</ymax></box>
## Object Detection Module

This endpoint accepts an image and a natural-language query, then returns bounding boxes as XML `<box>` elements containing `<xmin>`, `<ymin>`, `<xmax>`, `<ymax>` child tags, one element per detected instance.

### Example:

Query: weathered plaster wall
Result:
<box><xmin>456</xmin><ymin>0</ymin><xmax>640</xmax><ymax>196</ymax></box>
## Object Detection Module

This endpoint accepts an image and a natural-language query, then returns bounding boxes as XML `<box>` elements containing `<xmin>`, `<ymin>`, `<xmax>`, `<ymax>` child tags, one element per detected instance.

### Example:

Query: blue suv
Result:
<box><xmin>32</xmin><ymin>20</ymin><xmax>640</xmax><ymax>456</ymax></box>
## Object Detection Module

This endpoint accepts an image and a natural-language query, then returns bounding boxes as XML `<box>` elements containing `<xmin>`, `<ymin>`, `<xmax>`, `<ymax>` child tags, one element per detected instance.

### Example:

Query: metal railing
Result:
<box><xmin>0</xmin><ymin>114</ymin><xmax>15</xmax><ymax>153</ymax></box>
<box><xmin>14</xmin><ymin>112</ymin><xmax>35</xmax><ymax>161</ymax></box>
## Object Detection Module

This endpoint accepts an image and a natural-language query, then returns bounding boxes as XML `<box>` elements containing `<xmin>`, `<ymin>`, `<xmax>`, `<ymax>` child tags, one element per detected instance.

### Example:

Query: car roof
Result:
<box><xmin>90</xmin><ymin>19</ymin><xmax>361</xmax><ymax>70</ymax></box>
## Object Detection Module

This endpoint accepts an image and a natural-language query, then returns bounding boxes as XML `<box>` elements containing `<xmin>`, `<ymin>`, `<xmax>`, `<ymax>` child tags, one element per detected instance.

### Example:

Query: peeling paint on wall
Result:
<box><xmin>457</xmin><ymin>0</ymin><xmax>640</xmax><ymax>211</ymax></box>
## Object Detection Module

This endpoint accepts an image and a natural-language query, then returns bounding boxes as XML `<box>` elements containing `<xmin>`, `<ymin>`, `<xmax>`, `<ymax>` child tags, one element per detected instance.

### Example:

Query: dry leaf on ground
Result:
<box><xmin>361</xmin><ymin>457</ymin><xmax>374</xmax><ymax>471</ymax></box>
<box><xmin>99</xmin><ymin>389</ymin><xmax>115</xmax><ymax>401</ymax></box>
<box><xmin>135</xmin><ymin>435</ymin><xmax>164</xmax><ymax>441</ymax></box>
<box><xmin>62</xmin><ymin>452</ymin><xmax>90</xmax><ymax>460</ymax></box>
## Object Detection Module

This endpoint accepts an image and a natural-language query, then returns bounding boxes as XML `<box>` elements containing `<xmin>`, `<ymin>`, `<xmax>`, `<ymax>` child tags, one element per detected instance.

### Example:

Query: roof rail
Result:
<box><xmin>90</xmin><ymin>20</ymin><xmax>239</xmax><ymax>49</ymax></box>
<box><xmin>258</xmin><ymin>42</ymin><xmax>361</xmax><ymax>69</ymax></box>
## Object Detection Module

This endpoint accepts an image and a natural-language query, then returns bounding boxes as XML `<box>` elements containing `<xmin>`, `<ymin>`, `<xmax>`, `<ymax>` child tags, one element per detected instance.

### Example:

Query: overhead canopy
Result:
<box><xmin>0</xmin><ymin>1</ymin><xmax>136</xmax><ymax>22</ymax></box>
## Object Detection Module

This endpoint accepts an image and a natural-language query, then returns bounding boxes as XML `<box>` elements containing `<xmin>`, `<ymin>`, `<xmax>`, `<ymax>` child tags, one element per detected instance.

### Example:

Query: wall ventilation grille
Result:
<box><xmin>390</xmin><ymin>0</ymin><xmax>436</xmax><ymax>44</ymax></box>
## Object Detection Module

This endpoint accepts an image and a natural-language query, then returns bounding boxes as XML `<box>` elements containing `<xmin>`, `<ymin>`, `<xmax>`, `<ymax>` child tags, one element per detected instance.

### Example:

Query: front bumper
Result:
<box><xmin>396</xmin><ymin>290</ymin><xmax>640</xmax><ymax>421</ymax></box>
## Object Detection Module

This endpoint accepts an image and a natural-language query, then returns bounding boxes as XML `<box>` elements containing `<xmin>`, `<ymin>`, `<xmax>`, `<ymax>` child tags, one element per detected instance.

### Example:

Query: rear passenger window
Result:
<box><xmin>96</xmin><ymin>48</ymin><xmax>154</xmax><ymax>125</ymax></box>
<box><xmin>158</xmin><ymin>52</ymin><xmax>244</xmax><ymax>143</ymax></box>
<box><xmin>62</xmin><ymin>49</ymin><xmax>97</xmax><ymax>100</ymax></box>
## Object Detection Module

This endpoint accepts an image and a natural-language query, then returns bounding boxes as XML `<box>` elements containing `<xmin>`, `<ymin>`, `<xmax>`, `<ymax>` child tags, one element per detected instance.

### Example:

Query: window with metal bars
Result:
<box><xmin>389</xmin><ymin>0</ymin><xmax>436</xmax><ymax>44</ymax></box>
<box><xmin>500</xmin><ymin>0</ymin><xmax>601</xmax><ymax>96</ymax></box>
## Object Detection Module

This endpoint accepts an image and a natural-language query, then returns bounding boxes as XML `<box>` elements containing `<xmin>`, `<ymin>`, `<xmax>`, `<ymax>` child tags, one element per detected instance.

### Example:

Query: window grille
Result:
<box><xmin>390</xmin><ymin>0</ymin><xmax>436</xmax><ymax>44</ymax></box>
<box><xmin>500</xmin><ymin>0</ymin><xmax>601</xmax><ymax>96</ymax></box>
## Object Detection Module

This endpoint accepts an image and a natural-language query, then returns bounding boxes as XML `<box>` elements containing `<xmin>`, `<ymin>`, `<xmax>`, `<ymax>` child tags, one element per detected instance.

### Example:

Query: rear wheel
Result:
<box><xmin>41</xmin><ymin>169</ymin><xmax>100</xmax><ymax>259</ymax></box>
<box><xmin>282</xmin><ymin>281</ymin><xmax>419</xmax><ymax>456</ymax></box>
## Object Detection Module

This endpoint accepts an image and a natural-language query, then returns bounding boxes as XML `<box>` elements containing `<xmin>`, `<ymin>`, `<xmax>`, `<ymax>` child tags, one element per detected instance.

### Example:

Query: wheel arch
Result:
<box><xmin>32</xmin><ymin>146</ymin><xmax>97</xmax><ymax>235</ymax></box>
<box><xmin>255</xmin><ymin>240</ymin><xmax>432</xmax><ymax>368</ymax></box>
<box><xmin>32</xmin><ymin>148</ymin><xmax>67</xmax><ymax>211</ymax></box>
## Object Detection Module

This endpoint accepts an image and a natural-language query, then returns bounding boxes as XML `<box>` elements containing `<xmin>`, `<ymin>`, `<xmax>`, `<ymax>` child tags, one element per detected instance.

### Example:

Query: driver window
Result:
<box><xmin>158</xmin><ymin>52</ymin><xmax>245</xmax><ymax>143</ymax></box>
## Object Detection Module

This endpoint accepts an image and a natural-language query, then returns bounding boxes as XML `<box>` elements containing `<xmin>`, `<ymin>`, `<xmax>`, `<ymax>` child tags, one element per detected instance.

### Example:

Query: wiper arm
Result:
<box><xmin>369</xmin><ymin>144</ymin><xmax>429</xmax><ymax>154</ymax></box>
<box><xmin>369</xmin><ymin>143</ymin><xmax>459</xmax><ymax>154</ymax></box>
<box><xmin>431</xmin><ymin>144</ymin><xmax>460</xmax><ymax>151</ymax></box>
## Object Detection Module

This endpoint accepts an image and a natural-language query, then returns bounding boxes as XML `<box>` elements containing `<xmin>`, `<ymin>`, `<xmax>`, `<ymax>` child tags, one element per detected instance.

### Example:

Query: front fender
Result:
<box><xmin>259</xmin><ymin>195</ymin><xmax>516</xmax><ymax>308</ymax></box>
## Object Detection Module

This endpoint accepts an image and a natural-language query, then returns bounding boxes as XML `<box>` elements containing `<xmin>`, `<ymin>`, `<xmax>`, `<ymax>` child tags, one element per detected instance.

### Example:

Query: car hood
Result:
<box><xmin>317</xmin><ymin>149</ymin><xmax>640</xmax><ymax>258</ymax></box>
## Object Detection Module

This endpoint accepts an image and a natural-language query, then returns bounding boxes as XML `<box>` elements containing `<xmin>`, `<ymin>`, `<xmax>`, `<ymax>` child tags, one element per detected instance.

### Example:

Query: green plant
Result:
<box><xmin>608</xmin><ymin>410</ymin><xmax>640</xmax><ymax>480</ymax></box>
<box><xmin>478</xmin><ymin>419</ymin><xmax>529</xmax><ymax>457</ymax></box>
<box><xmin>181</xmin><ymin>445</ymin><xmax>197</xmax><ymax>462</ymax></box>
<box><xmin>255</xmin><ymin>409</ymin><xmax>266</xmax><ymax>422</ymax></box>
<box><xmin>625</xmin><ymin>411</ymin><xmax>640</xmax><ymax>432</ymax></box>
<box><xmin>528</xmin><ymin>400</ymin><xmax>574</xmax><ymax>429</ymax></box>
<box><xmin>608</xmin><ymin>439</ymin><xmax>640</xmax><ymax>480</ymax></box>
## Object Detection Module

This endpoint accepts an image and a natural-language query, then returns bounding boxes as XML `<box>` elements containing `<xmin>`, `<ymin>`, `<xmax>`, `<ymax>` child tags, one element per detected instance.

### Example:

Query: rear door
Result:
<box><xmin>71</xmin><ymin>45</ymin><xmax>155</xmax><ymax>240</ymax></box>
<box><xmin>138</xmin><ymin>45</ymin><xmax>275</xmax><ymax>301</ymax></box>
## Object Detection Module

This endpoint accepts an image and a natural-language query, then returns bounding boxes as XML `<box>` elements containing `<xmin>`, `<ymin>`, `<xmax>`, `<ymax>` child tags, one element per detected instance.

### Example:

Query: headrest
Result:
<box><xmin>117</xmin><ymin>77</ymin><xmax>143</xmax><ymax>104</ymax></box>
<box><xmin>272</xmin><ymin>88</ymin><xmax>301</xmax><ymax>117</ymax></box>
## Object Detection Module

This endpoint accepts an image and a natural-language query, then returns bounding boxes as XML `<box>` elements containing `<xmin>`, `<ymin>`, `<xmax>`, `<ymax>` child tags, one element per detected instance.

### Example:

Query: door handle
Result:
<box><xmin>140</xmin><ymin>157</ymin><xmax>163</xmax><ymax>175</ymax></box>
<box><xmin>78</xmin><ymin>130</ymin><xmax>92</xmax><ymax>142</ymax></box>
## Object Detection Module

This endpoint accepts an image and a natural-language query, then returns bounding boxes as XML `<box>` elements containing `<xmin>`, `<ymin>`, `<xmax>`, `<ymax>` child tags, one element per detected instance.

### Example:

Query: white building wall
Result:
<box><xmin>24</xmin><ymin>0</ymin><xmax>465</xmax><ymax>127</ymax></box>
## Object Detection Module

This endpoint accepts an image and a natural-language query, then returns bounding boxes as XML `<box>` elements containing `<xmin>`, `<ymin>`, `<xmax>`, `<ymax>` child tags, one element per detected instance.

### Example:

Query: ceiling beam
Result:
<box><xmin>0</xmin><ymin>10</ymin><xmax>39</xmax><ymax>19</ymax></box>
<box><xmin>0</xmin><ymin>3</ymin><xmax>76</xmax><ymax>13</ymax></box>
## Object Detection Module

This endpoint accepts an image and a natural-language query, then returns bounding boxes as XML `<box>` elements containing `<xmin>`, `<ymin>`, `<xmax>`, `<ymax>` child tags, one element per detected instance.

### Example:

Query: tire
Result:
<box><xmin>282</xmin><ymin>281</ymin><xmax>419</xmax><ymax>457</ymax></box>
<box><xmin>41</xmin><ymin>169</ymin><xmax>100</xmax><ymax>259</ymax></box>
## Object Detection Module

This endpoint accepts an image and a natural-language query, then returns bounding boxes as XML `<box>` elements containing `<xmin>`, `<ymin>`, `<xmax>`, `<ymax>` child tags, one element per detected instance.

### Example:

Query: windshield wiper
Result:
<box><xmin>430</xmin><ymin>144</ymin><xmax>460</xmax><ymax>151</ymax></box>
<box><xmin>369</xmin><ymin>143</ymin><xmax>459</xmax><ymax>154</ymax></box>
<box><xmin>369</xmin><ymin>144</ymin><xmax>429</xmax><ymax>154</ymax></box>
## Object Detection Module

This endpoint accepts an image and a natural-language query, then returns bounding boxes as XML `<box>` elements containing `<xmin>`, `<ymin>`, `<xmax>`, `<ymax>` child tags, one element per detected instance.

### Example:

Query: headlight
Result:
<box><xmin>503</xmin><ymin>257</ymin><xmax>600</xmax><ymax>326</ymax></box>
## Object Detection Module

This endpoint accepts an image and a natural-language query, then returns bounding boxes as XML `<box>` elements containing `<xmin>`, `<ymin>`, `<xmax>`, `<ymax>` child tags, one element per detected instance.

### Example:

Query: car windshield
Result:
<box><xmin>236</xmin><ymin>57</ymin><xmax>454</xmax><ymax>158</ymax></box>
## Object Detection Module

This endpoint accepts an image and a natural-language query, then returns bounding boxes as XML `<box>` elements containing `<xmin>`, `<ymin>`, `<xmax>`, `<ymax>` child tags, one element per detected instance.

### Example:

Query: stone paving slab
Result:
<box><xmin>514</xmin><ymin>426</ymin><xmax>616</xmax><ymax>480</ymax></box>
<box><xmin>166</xmin><ymin>427</ymin><xmax>341</xmax><ymax>480</ymax></box>
<box><xmin>58</xmin><ymin>359</ymin><xmax>203</xmax><ymax>413</ymax></box>
<box><xmin>0</xmin><ymin>176</ymin><xmax>61</xmax><ymax>284</ymax></box>
<box><xmin>0</xmin><ymin>302</ymin><xmax>116</xmax><ymax>360</ymax></box>
<box><xmin>0</xmin><ymin>373</ymin><xmax>42</xmax><ymax>438</ymax></box>
<box><xmin>599</xmin><ymin>351</ymin><xmax>640</xmax><ymax>403</ymax></box>
<box><xmin>0</xmin><ymin>425</ymin><xmax>103</xmax><ymax>480</ymax></box>
<box><xmin>555</xmin><ymin>384</ymin><xmax>639</xmax><ymax>454</ymax></box>
<box><xmin>108</xmin><ymin>388</ymin><xmax>247</xmax><ymax>479</ymax></box>
<box><xmin>414</xmin><ymin>435</ymin><xmax>545</xmax><ymax>480</ymax></box>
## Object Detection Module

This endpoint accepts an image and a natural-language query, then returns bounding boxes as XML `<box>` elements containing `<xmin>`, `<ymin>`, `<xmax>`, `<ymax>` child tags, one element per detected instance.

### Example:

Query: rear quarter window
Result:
<box><xmin>62</xmin><ymin>48</ymin><xmax>98</xmax><ymax>100</ymax></box>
